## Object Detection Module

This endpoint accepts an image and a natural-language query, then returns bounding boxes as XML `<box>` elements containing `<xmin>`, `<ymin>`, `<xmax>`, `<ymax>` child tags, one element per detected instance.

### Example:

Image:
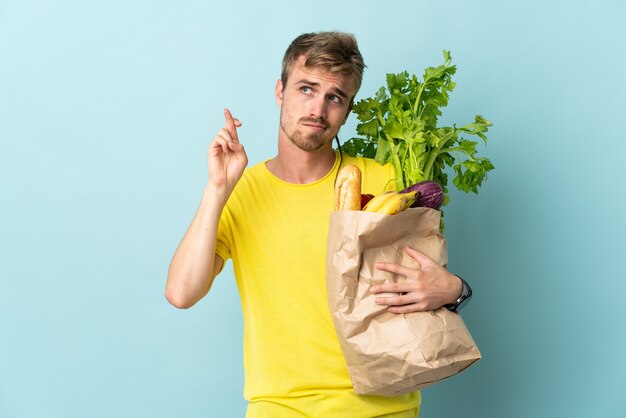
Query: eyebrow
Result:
<box><xmin>298</xmin><ymin>78</ymin><xmax>349</xmax><ymax>99</ymax></box>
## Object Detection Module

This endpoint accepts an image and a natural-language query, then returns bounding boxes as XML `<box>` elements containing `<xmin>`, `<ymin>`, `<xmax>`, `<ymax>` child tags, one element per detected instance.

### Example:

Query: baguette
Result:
<box><xmin>334</xmin><ymin>164</ymin><xmax>362</xmax><ymax>211</ymax></box>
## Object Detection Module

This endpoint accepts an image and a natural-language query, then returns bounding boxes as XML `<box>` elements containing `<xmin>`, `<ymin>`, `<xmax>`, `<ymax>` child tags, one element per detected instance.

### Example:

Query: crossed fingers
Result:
<box><xmin>213</xmin><ymin>108</ymin><xmax>243</xmax><ymax>153</ymax></box>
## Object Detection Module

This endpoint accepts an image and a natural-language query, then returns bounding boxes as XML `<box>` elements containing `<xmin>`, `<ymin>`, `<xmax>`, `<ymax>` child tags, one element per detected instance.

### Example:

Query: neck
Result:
<box><xmin>266</xmin><ymin>137</ymin><xmax>337</xmax><ymax>184</ymax></box>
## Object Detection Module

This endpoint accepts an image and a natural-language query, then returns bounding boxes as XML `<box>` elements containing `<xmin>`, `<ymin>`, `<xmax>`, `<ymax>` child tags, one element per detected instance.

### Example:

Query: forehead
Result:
<box><xmin>288</xmin><ymin>55</ymin><xmax>357</xmax><ymax>95</ymax></box>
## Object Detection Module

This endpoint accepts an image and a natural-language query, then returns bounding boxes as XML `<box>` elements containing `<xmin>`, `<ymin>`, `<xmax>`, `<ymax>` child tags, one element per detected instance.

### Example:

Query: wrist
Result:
<box><xmin>445</xmin><ymin>275</ymin><xmax>472</xmax><ymax>312</ymax></box>
<box><xmin>449</xmin><ymin>274</ymin><xmax>463</xmax><ymax>304</ymax></box>
<box><xmin>203</xmin><ymin>183</ymin><xmax>231</xmax><ymax>207</ymax></box>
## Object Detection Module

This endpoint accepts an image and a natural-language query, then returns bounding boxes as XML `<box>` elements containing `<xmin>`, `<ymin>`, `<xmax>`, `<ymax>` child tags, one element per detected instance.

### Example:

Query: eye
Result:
<box><xmin>329</xmin><ymin>95</ymin><xmax>342</xmax><ymax>104</ymax></box>
<box><xmin>301</xmin><ymin>86</ymin><xmax>313</xmax><ymax>94</ymax></box>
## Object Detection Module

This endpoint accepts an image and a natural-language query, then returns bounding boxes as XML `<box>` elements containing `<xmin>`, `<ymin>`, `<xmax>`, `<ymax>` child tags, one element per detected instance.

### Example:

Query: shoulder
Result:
<box><xmin>340</xmin><ymin>154</ymin><xmax>385</xmax><ymax>171</ymax></box>
<box><xmin>339</xmin><ymin>153</ymin><xmax>395</xmax><ymax>194</ymax></box>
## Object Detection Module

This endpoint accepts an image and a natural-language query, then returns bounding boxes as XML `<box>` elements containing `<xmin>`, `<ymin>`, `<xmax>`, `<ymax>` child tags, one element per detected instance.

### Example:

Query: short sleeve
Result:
<box><xmin>215</xmin><ymin>205</ymin><xmax>233</xmax><ymax>269</ymax></box>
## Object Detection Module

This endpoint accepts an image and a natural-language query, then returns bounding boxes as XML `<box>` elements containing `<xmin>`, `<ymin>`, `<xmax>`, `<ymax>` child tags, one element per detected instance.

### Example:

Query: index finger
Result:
<box><xmin>374</xmin><ymin>261</ymin><xmax>415</xmax><ymax>279</ymax></box>
<box><xmin>404</xmin><ymin>245</ymin><xmax>435</xmax><ymax>268</ymax></box>
<box><xmin>223</xmin><ymin>108</ymin><xmax>241</xmax><ymax>141</ymax></box>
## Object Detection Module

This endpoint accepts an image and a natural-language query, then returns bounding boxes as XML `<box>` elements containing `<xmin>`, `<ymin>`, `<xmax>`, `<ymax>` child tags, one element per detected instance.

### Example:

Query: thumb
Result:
<box><xmin>404</xmin><ymin>245</ymin><xmax>435</xmax><ymax>268</ymax></box>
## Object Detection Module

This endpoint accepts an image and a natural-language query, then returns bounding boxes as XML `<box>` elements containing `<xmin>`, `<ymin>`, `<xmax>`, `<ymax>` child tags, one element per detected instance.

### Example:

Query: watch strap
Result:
<box><xmin>445</xmin><ymin>275</ymin><xmax>472</xmax><ymax>312</ymax></box>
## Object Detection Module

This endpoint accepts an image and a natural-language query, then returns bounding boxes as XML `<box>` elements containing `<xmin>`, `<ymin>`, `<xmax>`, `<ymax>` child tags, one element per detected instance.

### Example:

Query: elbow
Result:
<box><xmin>164</xmin><ymin>283</ymin><xmax>197</xmax><ymax>309</ymax></box>
<box><xmin>165</xmin><ymin>262</ymin><xmax>216</xmax><ymax>309</ymax></box>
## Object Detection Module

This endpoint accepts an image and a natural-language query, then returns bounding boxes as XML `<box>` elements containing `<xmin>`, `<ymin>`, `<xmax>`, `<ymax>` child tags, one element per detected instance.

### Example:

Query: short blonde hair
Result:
<box><xmin>281</xmin><ymin>31</ymin><xmax>366</xmax><ymax>95</ymax></box>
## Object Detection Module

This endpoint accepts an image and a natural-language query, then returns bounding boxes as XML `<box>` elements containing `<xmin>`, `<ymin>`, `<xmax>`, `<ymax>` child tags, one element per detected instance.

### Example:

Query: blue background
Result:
<box><xmin>1</xmin><ymin>0</ymin><xmax>625</xmax><ymax>417</ymax></box>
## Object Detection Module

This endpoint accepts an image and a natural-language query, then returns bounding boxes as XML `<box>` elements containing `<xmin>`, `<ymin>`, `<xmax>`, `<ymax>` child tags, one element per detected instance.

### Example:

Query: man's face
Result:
<box><xmin>275</xmin><ymin>55</ymin><xmax>357</xmax><ymax>152</ymax></box>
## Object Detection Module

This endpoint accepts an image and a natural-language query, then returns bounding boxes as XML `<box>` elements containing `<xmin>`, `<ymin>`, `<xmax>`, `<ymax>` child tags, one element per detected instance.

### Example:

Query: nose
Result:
<box><xmin>308</xmin><ymin>95</ymin><xmax>327</xmax><ymax>119</ymax></box>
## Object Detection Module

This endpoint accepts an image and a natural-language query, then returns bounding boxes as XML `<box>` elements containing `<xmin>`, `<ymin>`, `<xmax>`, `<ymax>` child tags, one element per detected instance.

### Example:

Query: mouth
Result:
<box><xmin>303</xmin><ymin>124</ymin><xmax>326</xmax><ymax>132</ymax></box>
<box><xmin>301</xmin><ymin>119</ymin><xmax>328</xmax><ymax>132</ymax></box>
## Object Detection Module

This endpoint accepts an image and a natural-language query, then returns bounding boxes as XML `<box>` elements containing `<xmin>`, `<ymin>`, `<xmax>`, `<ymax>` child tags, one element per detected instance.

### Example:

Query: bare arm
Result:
<box><xmin>165</xmin><ymin>109</ymin><xmax>247</xmax><ymax>309</ymax></box>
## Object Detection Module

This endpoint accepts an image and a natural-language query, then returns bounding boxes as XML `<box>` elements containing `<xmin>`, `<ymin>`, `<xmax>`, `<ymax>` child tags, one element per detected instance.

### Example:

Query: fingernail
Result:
<box><xmin>370</xmin><ymin>286</ymin><xmax>378</xmax><ymax>293</ymax></box>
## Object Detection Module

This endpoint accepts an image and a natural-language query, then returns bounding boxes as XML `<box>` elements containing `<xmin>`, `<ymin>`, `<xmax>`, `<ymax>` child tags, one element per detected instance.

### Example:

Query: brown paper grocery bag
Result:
<box><xmin>326</xmin><ymin>207</ymin><xmax>481</xmax><ymax>396</ymax></box>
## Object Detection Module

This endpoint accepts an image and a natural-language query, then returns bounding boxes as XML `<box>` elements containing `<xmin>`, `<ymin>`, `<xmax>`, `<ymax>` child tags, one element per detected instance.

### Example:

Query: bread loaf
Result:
<box><xmin>334</xmin><ymin>164</ymin><xmax>362</xmax><ymax>211</ymax></box>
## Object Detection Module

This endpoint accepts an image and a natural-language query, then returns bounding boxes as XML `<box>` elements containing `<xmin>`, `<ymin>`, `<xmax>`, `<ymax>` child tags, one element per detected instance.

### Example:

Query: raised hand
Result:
<box><xmin>207</xmin><ymin>108</ymin><xmax>248</xmax><ymax>196</ymax></box>
<box><xmin>165</xmin><ymin>109</ymin><xmax>248</xmax><ymax>310</ymax></box>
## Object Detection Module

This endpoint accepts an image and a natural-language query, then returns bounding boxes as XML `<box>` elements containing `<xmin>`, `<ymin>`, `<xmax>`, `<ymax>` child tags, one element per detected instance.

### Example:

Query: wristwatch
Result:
<box><xmin>445</xmin><ymin>276</ymin><xmax>472</xmax><ymax>312</ymax></box>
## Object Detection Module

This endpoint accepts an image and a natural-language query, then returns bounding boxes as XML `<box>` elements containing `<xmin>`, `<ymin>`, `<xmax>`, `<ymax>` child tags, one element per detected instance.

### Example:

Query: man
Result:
<box><xmin>166</xmin><ymin>32</ymin><xmax>469</xmax><ymax>418</ymax></box>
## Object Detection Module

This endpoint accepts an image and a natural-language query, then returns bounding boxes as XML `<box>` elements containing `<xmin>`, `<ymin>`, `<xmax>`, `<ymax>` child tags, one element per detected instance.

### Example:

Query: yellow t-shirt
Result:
<box><xmin>215</xmin><ymin>152</ymin><xmax>421</xmax><ymax>418</ymax></box>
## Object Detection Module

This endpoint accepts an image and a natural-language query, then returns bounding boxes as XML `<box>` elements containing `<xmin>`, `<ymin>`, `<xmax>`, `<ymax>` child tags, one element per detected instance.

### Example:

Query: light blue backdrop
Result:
<box><xmin>1</xmin><ymin>0</ymin><xmax>625</xmax><ymax>417</ymax></box>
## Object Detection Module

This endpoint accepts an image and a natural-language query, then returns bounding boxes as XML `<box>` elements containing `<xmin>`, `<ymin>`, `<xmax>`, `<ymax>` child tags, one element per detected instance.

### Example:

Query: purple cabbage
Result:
<box><xmin>401</xmin><ymin>180</ymin><xmax>445</xmax><ymax>209</ymax></box>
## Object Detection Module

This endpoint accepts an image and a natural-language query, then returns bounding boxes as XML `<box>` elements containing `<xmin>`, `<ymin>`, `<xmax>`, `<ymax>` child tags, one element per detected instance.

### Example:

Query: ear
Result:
<box><xmin>275</xmin><ymin>79</ymin><xmax>284</xmax><ymax>106</ymax></box>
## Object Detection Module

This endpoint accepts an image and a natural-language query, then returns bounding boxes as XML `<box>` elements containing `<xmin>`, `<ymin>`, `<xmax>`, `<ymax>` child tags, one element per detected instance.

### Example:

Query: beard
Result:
<box><xmin>280</xmin><ymin>115</ymin><xmax>334</xmax><ymax>152</ymax></box>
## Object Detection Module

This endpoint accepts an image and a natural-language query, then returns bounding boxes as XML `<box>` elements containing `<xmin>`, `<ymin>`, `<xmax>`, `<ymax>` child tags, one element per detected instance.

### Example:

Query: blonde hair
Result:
<box><xmin>281</xmin><ymin>31</ymin><xmax>366</xmax><ymax>95</ymax></box>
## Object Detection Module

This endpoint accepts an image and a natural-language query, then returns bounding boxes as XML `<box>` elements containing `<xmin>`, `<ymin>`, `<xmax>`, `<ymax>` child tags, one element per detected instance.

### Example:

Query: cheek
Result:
<box><xmin>280</xmin><ymin>96</ymin><xmax>298</xmax><ymax>118</ymax></box>
<box><xmin>279</xmin><ymin>105</ymin><xmax>296</xmax><ymax>129</ymax></box>
<box><xmin>331</xmin><ymin>107</ymin><xmax>350</xmax><ymax>126</ymax></box>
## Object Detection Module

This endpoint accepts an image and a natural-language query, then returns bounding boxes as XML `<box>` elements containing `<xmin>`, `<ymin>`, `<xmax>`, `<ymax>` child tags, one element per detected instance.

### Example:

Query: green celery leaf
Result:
<box><xmin>342</xmin><ymin>137</ymin><xmax>367</xmax><ymax>157</ymax></box>
<box><xmin>455</xmin><ymin>139</ymin><xmax>478</xmax><ymax>156</ymax></box>
<box><xmin>374</xmin><ymin>86</ymin><xmax>388</xmax><ymax>102</ymax></box>
<box><xmin>387</xmin><ymin>72</ymin><xmax>410</xmax><ymax>95</ymax></box>
<box><xmin>357</xmin><ymin>118</ymin><xmax>380</xmax><ymax>137</ymax></box>
<box><xmin>374</xmin><ymin>135</ymin><xmax>391</xmax><ymax>163</ymax></box>
<box><xmin>382</xmin><ymin>120</ymin><xmax>404</xmax><ymax>139</ymax></box>
<box><xmin>352</xmin><ymin>98</ymin><xmax>379</xmax><ymax>122</ymax></box>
